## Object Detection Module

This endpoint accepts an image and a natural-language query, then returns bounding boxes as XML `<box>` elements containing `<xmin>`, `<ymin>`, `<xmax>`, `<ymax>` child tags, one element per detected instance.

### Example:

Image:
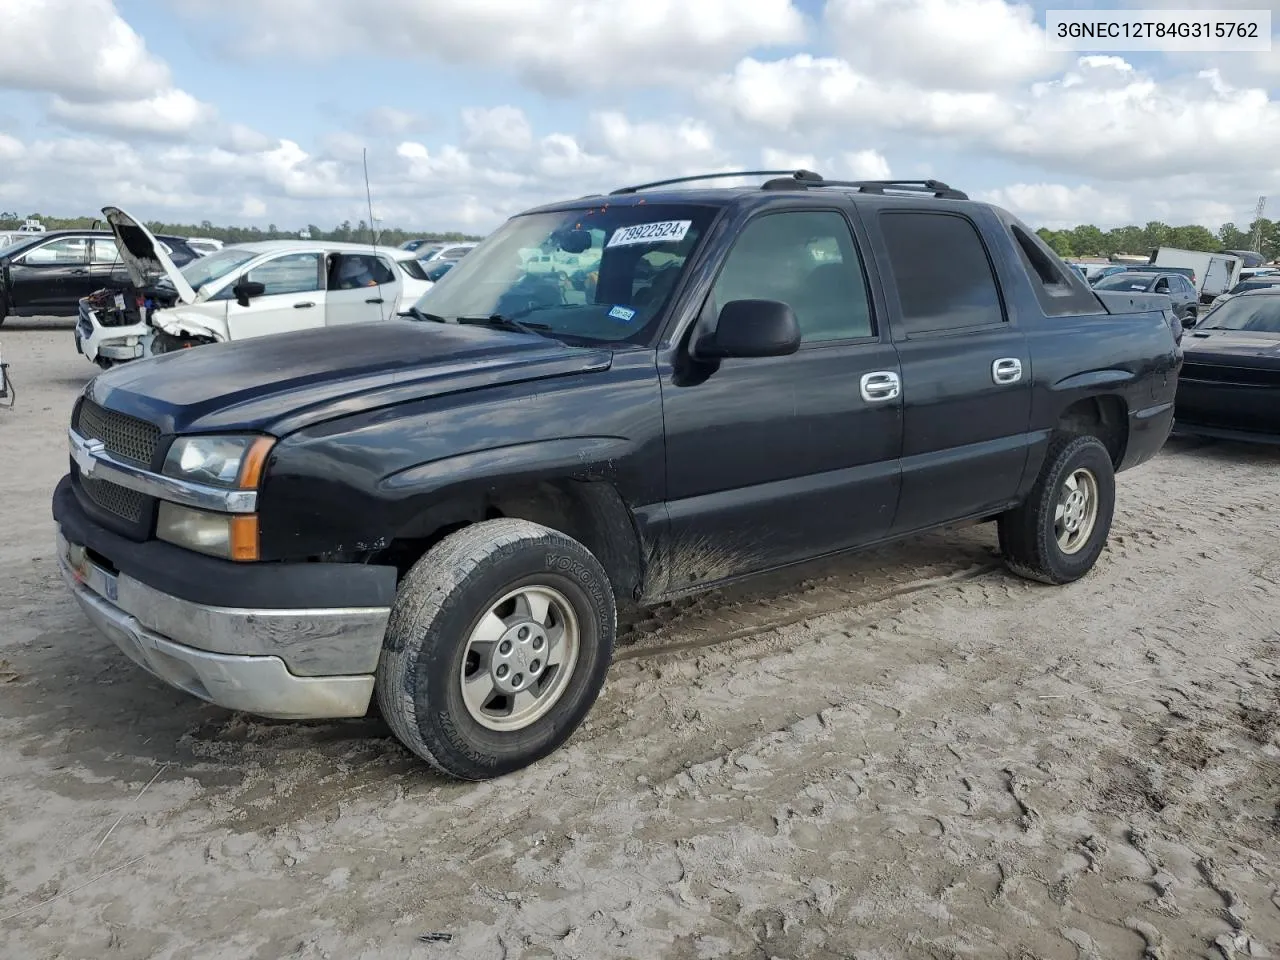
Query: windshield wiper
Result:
<box><xmin>455</xmin><ymin>314</ymin><xmax>553</xmax><ymax>336</ymax></box>
<box><xmin>405</xmin><ymin>307</ymin><xmax>448</xmax><ymax>323</ymax></box>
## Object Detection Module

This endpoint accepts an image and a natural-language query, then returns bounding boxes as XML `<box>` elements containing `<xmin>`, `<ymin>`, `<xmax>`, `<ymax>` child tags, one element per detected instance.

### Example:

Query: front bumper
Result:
<box><xmin>54</xmin><ymin>477</ymin><xmax>397</xmax><ymax>719</ymax></box>
<box><xmin>76</xmin><ymin>302</ymin><xmax>152</xmax><ymax>363</ymax></box>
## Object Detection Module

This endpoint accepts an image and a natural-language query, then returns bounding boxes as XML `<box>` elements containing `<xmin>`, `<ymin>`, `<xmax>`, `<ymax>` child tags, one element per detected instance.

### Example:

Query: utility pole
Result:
<box><xmin>1249</xmin><ymin>195</ymin><xmax>1266</xmax><ymax>252</ymax></box>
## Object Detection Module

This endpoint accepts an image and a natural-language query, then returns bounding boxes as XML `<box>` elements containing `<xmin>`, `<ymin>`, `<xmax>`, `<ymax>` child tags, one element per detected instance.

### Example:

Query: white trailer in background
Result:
<box><xmin>1148</xmin><ymin>247</ymin><xmax>1242</xmax><ymax>303</ymax></box>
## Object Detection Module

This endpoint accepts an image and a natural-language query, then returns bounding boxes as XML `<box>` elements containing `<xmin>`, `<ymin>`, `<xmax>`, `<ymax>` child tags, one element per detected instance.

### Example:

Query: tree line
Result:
<box><xmin>0</xmin><ymin>212</ymin><xmax>482</xmax><ymax>246</ymax></box>
<box><xmin>1034</xmin><ymin>218</ymin><xmax>1279</xmax><ymax>260</ymax></box>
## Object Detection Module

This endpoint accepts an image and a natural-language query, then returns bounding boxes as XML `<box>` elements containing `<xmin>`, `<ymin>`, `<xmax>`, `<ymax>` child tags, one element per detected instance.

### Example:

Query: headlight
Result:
<box><xmin>157</xmin><ymin>502</ymin><xmax>258</xmax><ymax>561</ymax></box>
<box><xmin>163</xmin><ymin>435</ymin><xmax>274</xmax><ymax>488</ymax></box>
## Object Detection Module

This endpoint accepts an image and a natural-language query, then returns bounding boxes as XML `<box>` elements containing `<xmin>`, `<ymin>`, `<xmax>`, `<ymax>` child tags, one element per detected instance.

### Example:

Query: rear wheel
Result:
<box><xmin>998</xmin><ymin>434</ymin><xmax>1116</xmax><ymax>585</ymax></box>
<box><xmin>375</xmin><ymin>519</ymin><xmax>616</xmax><ymax>780</ymax></box>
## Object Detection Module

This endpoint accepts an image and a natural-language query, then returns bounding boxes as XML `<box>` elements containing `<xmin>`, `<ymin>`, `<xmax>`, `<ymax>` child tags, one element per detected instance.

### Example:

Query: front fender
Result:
<box><xmin>152</xmin><ymin>308</ymin><xmax>226</xmax><ymax>341</ymax></box>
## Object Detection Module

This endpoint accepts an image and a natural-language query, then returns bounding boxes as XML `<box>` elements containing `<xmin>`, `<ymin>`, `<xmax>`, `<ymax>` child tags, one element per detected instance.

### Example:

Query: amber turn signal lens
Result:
<box><xmin>229</xmin><ymin>514</ymin><xmax>259</xmax><ymax>562</ymax></box>
<box><xmin>237</xmin><ymin>437</ymin><xmax>275</xmax><ymax>489</ymax></box>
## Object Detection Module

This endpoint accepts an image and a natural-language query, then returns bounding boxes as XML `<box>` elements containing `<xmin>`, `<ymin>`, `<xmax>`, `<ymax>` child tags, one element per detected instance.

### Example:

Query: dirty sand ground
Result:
<box><xmin>1</xmin><ymin>318</ymin><xmax>1277</xmax><ymax>960</ymax></box>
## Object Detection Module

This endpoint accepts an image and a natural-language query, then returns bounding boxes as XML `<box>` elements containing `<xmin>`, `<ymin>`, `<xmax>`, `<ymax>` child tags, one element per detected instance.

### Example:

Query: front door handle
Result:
<box><xmin>293</xmin><ymin>301</ymin><xmax>315</xmax><ymax>309</ymax></box>
<box><xmin>70</xmin><ymin>269</ymin><xmax>88</xmax><ymax>276</ymax></box>
<box><xmin>992</xmin><ymin>357</ymin><xmax>1023</xmax><ymax>384</ymax></box>
<box><xmin>365</xmin><ymin>298</ymin><xmax>383</xmax><ymax>304</ymax></box>
<box><xmin>860</xmin><ymin>370</ymin><xmax>901</xmax><ymax>403</ymax></box>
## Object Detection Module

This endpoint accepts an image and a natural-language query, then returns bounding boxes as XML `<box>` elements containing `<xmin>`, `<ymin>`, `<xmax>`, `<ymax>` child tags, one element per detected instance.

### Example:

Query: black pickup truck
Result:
<box><xmin>53</xmin><ymin>171</ymin><xmax>1183</xmax><ymax>780</ymax></box>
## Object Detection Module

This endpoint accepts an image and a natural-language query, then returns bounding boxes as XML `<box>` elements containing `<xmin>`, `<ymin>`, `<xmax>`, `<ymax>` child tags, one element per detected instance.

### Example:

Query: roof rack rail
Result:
<box><xmin>606</xmin><ymin>170</ymin><xmax>968</xmax><ymax>201</ymax></box>
<box><xmin>609</xmin><ymin>169</ymin><xmax>823</xmax><ymax>195</ymax></box>
<box><xmin>817</xmin><ymin>179</ymin><xmax>969</xmax><ymax>200</ymax></box>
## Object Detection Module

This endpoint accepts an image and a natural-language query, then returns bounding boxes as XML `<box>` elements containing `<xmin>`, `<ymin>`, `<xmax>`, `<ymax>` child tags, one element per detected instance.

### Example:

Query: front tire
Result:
<box><xmin>375</xmin><ymin>519</ymin><xmax>616</xmax><ymax>780</ymax></box>
<box><xmin>998</xmin><ymin>434</ymin><xmax>1116</xmax><ymax>585</ymax></box>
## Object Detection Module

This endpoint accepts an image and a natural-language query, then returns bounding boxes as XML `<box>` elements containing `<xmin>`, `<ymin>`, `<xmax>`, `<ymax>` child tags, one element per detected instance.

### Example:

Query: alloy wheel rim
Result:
<box><xmin>1054</xmin><ymin>467</ymin><xmax>1099</xmax><ymax>555</ymax></box>
<box><xmin>459</xmin><ymin>585</ymin><xmax>580</xmax><ymax>731</ymax></box>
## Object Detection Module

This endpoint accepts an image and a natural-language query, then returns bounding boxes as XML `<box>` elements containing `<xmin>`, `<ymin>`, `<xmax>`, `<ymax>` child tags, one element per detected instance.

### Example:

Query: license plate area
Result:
<box><xmin>65</xmin><ymin>540</ymin><xmax>119</xmax><ymax>603</ymax></box>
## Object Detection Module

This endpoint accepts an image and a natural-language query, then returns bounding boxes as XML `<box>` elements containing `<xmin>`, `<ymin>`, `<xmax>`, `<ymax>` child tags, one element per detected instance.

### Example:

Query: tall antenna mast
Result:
<box><xmin>1250</xmin><ymin>195</ymin><xmax>1267</xmax><ymax>253</ymax></box>
<box><xmin>362</xmin><ymin>147</ymin><xmax>387</xmax><ymax>319</ymax></box>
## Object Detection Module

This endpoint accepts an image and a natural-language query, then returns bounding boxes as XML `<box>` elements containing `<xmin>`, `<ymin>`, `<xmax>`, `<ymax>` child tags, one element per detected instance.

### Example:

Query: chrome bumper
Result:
<box><xmin>56</xmin><ymin>528</ymin><xmax>390</xmax><ymax>720</ymax></box>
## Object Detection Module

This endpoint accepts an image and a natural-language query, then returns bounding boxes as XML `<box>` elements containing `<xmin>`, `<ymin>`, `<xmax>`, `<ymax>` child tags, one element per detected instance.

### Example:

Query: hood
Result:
<box><xmin>102</xmin><ymin>206</ymin><xmax>197</xmax><ymax>304</ymax></box>
<box><xmin>1182</xmin><ymin>327</ymin><xmax>1280</xmax><ymax>369</ymax></box>
<box><xmin>85</xmin><ymin>319</ymin><xmax>613</xmax><ymax>436</ymax></box>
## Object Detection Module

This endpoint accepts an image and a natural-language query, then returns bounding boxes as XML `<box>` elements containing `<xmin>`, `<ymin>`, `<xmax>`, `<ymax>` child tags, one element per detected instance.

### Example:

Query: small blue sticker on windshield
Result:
<box><xmin>608</xmin><ymin>305</ymin><xmax>637</xmax><ymax>323</ymax></box>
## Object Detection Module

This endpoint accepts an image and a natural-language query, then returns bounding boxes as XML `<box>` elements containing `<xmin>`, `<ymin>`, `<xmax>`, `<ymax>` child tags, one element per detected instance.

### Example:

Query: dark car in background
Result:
<box><xmin>1174</xmin><ymin>288</ymin><xmax>1280</xmax><ymax>444</ymax></box>
<box><xmin>1093</xmin><ymin>270</ymin><xmax>1199</xmax><ymax>324</ymax></box>
<box><xmin>0</xmin><ymin>229</ymin><xmax>199</xmax><ymax>323</ymax></box>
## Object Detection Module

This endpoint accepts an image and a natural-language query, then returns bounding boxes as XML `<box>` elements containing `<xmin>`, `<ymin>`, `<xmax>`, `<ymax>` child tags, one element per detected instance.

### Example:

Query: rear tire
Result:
<box><xmin>998</xmin><ymin>434</ymin><xmax>1116</xmax><ymax>585</ymax></box>
<box><xmin>375</xmin><ymin>518</ymin><xmax>616</xmax><ymax>780</ymax></box>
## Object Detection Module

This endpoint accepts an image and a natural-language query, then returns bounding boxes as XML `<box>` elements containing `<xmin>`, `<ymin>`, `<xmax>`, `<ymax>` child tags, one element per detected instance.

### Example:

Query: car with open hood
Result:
<box><xmin>1174</xmin><ymin>287</ymin><xmax>1280</xmax><ymax>444</ymax></box>
<box><xmin>53</xmin><ymin>170</ymin><xmax>1182</xmax><ymax>782</ymax></box>
<box><xmin>0</xmin><ymin>227</ymin><xmax>198</xmax><ymax>324</ymax></box>
<box><xmin>75</xmin><ymin>207</ymin><xmax>433</xmax><ymax>367</ymax></box>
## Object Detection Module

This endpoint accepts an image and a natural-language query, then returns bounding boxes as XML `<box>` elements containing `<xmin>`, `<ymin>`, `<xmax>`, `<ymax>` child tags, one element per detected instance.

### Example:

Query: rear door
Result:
<box><xmin>9</xmin><ymin>236</ymin><xmax>91</xmax><ymax>311</ymax></box>
<box><xmin>325</xmin><ymin>253</ymin><xmax>396</xmax><ymax>325</ymax></box>
<box><xmin>225</xmin><ymin>251</ymin><xmax>326</xmax><ymax>340</ymax></box>
<box><xmin>864</xmin><ymin>207</ymin><xmax>1032</xmax><ymax>535</ymax></box>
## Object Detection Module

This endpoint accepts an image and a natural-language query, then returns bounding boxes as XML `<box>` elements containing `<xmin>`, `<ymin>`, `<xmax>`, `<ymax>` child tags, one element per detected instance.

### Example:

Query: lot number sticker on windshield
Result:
<box><xmin>606</xmin><ymin>220</ymin><xmax>692</xmax><ymax>248</ymax></box>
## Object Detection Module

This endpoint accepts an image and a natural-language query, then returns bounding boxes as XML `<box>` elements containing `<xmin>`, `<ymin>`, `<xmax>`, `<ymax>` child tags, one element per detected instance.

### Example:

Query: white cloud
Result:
<box><xmin>758</xmin><ymin>148</ymin><xmax>891</xmax><ymax>181</ymax></box>
<box><xmin>175</xmin><ymin>0</ymin><xmax>807</xmax><ymax>91</ymax></box>
<box><xmin>825</xmin><ymin>0</ymin><xmax>1064</xmax><ymax>89</ymax></box>
<box><xmin>586</xmin><ymin>112</ymin><xmax>720</xmax><ymax>167</ymax></box>
<box><xmin>363</xmin><ymin>106</ymin><xmax>423</xmax><ymax>136</ymax></box>
<box><xmin>0</xmin><ymin>135</ymin><xmax>26</xmax><ymax>162</ymax></box>
<box><xmin>462</xmin><ymin>107</ymin><xmax>534</xmax><ymax>153</ymax></box>
<box><xmin>48</xmin><ymin>89</ymin><xmax>216</xmax><ymax>138</ymax></box>
<box><xmin>2</xmin><ymin>0</ymin><xmax>171</xmax><ymax>101</ymax></box>
<box><xmin>704</xmin><ymin>55</ymin><xmax>1014</xmax><ymax>137</ymax></box>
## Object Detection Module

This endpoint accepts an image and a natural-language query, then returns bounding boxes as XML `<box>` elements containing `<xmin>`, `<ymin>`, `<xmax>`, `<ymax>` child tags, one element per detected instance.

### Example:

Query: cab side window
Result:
<box><xmin>91</xmin><ymin>239</ymin><xmax>121</xmax><ymax>265</ymax></box>
<box><xmin>329</xmin><ymin>254</ymin><xmax>396</xmax><ymax>289</ymax></box>
<box><xmin>22</xmin><ymin>237</ymin><xmax>89</xmax><ymax>266</ymax></box>
<box><xmin>880</xmin><ymin>212</ymin><xmax>1005</xmax><ymax>335</ymax></box>
<box><xmin>711</xmin><ymin>210</ymin><xmax>874</xmax><ymax>342</ymax></box>
<box><xmin>246</xmin><ymin>253</ymin><xmax>323</xmax><ymax>296</ymax></box>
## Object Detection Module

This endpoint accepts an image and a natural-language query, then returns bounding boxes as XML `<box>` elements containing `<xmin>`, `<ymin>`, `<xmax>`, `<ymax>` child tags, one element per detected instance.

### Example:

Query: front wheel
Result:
<box><xmin>998</xmin><ymin>434</ymin><xmax>1116</xmax><ymax>585</ymax></box>
<box><xmin>375</xmin><ymin>518</ymin><xmax>616</xmax><ymax>780</ymax></box>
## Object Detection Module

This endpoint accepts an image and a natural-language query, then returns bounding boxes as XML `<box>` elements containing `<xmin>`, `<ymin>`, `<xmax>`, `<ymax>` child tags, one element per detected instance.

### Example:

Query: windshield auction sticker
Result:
<box><xmin>1046</xmin><ymin>9</ymin><xmax>1271</xmax><ymax>51</ymax></box>
<box><xmin>606</xmin><ymin>221</ymin><xmax>692</xmax><ymax>248</ymax></box>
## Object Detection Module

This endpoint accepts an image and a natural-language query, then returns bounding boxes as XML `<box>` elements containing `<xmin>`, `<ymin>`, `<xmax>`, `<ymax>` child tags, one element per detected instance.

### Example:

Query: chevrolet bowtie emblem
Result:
<box><xmin>76</xmin><ymin>438</ymin><xmax>106</xmax><ymax>478</ymax></box>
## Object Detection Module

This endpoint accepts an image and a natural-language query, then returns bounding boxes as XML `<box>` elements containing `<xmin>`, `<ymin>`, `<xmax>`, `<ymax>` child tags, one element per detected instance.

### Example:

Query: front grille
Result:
<box><xmin>75</xmin><ymin>399</ymin><xmax>160</xmax><ymax>467</ymax></box>
<box><xmin>79</xmin><ymin>474</ymin><xmax>146</xmax><ymax>523</ymax></box>
<box><xmin>1181</xmin><ymin>360</ymin><xmax>1280</xmax><ymax>388</ymax></box>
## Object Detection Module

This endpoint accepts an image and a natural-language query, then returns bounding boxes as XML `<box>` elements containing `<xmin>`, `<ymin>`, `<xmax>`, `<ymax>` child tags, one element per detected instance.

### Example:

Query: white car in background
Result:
<box><xmin>185</xmin><ymin>237</ymin><xmax>224</xmax><ymax>257</ymax></box>
<box><xmin>76</xmin><ymin>207</ymin><xmax>433</xmax><ymax>366</ymax></box>
<box><xmin>417</xmin><ymin>241</ymin><xmax>477</xmax><ymax>262</ymax></box>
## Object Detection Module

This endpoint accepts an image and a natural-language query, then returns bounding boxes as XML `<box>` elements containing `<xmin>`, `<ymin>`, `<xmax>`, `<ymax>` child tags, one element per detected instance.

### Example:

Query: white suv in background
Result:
<box><xmin>76</xmin><ymin>207</ymin><xmax>434</xmax><ymax>366</ymax></box>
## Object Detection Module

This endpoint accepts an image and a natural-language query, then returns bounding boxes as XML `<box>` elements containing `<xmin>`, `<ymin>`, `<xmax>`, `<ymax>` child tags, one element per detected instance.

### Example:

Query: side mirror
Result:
<box><xmin>1181</xmin><ymin>313</ymin><xmax>1198</xmax><ymax>329</ymax></box>
<box><xmin>233</xmin><ymin>280</ymin><xmax>266</xmax><ymax>307</ymax></box>
<box><xmin>694</xmin><ymin>299</ymin><xmax>801</xmax><ymax>360</ymax></box>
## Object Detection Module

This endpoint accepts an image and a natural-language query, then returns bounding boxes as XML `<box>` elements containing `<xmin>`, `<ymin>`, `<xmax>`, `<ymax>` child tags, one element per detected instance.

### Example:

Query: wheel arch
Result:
<box><xmin>375</xmin><ymin>474</ymin><xmax>646</xmax><ymax>602</ymax></box>
<box><xmin>1055</xmin><ymin>393</ymin><xmax>1129</xmax><ymax>468</ymax></box>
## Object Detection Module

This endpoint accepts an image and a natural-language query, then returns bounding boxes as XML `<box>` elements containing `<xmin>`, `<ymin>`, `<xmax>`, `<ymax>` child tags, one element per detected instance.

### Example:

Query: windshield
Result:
<box><xmin>424</xmin><ymin>260</ymin><xmax>455</xmax><ymax>282</ymax></box>
<box><xmin>1095</xmin><ymin>274</ymin><xmax>1155</xmax><ymax>291</ymax></box>
<box><xmin>1199</xmin><ymin>296</ymin><xmax>1280</xmax><ymax>332</ymax></box>
<box><xmin>180</xmin><ymin>247</ymin><xmax>259</xmax><ymax>290</ymax></box>
<box><xmin>412</xmin><ymin>203</ymin><xmax>719</xmax><ymax>343</ymax></box>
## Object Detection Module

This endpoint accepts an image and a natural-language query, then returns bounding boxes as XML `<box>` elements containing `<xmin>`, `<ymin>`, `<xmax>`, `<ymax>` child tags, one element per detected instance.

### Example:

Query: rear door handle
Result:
<box><xmin>365</xmin><ymin>298</ymin><xmax>383</xmax><ymax>304</ymax></box>
<box><xmin>293</xmin><ymin>301</ymin><xmax>315</xmax><ymax>309</ymax></box>
<box><xmin>859</xmin><ymin>370</ymin><xmax>900</xmax><ymax>403</ymax></box>
<box><xmin>992</xmin><ymin>357</ymin><xmax>1023</xmax><ymax>384</ymax></box>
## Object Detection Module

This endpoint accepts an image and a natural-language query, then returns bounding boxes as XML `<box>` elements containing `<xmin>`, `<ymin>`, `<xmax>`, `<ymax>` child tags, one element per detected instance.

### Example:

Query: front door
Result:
<box><xmin>225</xmin><ymin>252</ymin><xmax>326</xmax><ymax>340</ymax></box>
<box><xmin>325</xmin><ymin>253</ymin><xmax>396</xmax><ymax>325</ymax></box>
<box><xmin>10</xmin><ymin>236</ymin><xmax>91</xmax><ymax>311</ymax></box>
<box><xmin>658</xmin><ymin>208</ymin><xmax>903</xmax><ymax>593</ymax></box>
<box><xmin>865</xmin><ymin>208</ymin><xmax>1032</xmax><ymax>534</ymax></box>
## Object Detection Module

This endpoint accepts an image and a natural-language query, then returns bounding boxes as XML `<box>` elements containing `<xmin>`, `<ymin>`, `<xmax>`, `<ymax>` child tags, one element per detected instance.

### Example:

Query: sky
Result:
<box><xmin>0</xmin><ymin>0</ymin><xmax>1276</xmax><ymax>234</ymax></box>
